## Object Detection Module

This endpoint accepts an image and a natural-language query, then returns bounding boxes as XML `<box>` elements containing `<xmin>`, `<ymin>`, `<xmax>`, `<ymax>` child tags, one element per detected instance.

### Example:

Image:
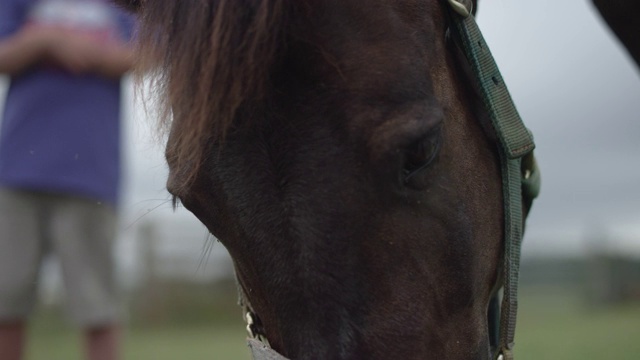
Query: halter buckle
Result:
<box><xmin>246</xmin><ymin>312</ymin><xmax>257</xmax><ymax>338</ymax></box>
<box><xmin>447</xmin><ymin>0</ymin><xmax>473</xmax><ymax>18</ymax></box>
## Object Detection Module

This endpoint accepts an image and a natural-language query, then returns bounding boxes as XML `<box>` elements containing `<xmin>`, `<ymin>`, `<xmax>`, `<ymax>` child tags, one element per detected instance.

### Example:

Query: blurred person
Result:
<box><xmin>0</xmin><ymin>0</ymin><xmax>134</xmax><ymax>359</ymax></box>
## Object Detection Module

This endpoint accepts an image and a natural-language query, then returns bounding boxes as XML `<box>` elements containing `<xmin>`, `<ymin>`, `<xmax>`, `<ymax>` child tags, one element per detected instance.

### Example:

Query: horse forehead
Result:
<box><xmin>284</xmin><ymin>1</ymin><xmax>444</xmax><ymax>141</ymax></box>
<box><xmin>313</xmin><ymin>0</ymin><xmax>439</xmax><ymax>22</ymax></box>
<box><xmin>297</xmin><ymin>0</ymin><xmax>439</xmax><ymax>48</ymax></box>
<box><xmin>295</xmin><ymin>0</ymin><xmax>441</xmax><ymax>85</ymax></box>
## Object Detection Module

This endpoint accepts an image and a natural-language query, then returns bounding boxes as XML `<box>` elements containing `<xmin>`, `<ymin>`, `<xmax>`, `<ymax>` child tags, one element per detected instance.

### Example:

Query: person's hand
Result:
<box><xmin>1</xmin><ymin>25</ymin><xmax>131</xmax><ymax>77</ymax></box>
<box><xmin>44</xmin><ymin>29</ymin><xmax>133</xmax><ymax>77</ymax></box>
<box><xmin>45</xmin><ymin>30</ymin><xmax>104</xmax><ymax>74</ymax></box>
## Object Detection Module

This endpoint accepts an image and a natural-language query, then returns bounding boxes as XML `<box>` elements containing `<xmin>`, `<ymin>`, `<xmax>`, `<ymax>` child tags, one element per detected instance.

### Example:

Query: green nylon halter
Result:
<box><xmin>445</xmin><ymin>1</ymin><xmax>539</xmax><ymax>360</ymax></box>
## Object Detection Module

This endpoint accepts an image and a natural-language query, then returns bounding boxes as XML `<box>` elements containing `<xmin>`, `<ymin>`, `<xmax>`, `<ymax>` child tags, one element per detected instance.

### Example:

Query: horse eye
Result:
<box><xmin>402</xmin><ymin>130</ymin><xmax>441</xmax><ymax>187</ymax></box>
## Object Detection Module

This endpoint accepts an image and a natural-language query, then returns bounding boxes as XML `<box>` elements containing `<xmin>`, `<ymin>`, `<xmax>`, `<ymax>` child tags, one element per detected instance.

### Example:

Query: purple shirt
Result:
<box><xmin>0</xmin><ymin>0</ymin><xmax>134</xmax><ymax>205</ymax></box>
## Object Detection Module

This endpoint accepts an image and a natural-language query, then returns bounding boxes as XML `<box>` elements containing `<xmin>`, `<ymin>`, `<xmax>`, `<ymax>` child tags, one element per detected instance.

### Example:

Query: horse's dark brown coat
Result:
<box><xmin>592</xmin><ymin>0</ymin><xmax>640</xmax><ymax>67</ymax></box>
<box><xmin>116</xmin><ymin>1</ymin><xmax>505</xmax><ymax>359</ymax></box>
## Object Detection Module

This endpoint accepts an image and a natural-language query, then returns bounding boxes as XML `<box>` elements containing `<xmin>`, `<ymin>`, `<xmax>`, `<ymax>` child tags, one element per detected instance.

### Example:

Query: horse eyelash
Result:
<box><xmin>403</xmin><ymin>132</ymin><xmax>442</xmax><ymax>183</ymax></box>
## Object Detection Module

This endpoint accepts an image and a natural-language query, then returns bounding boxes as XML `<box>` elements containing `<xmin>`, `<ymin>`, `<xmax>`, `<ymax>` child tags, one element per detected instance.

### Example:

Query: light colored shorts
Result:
<box><xmin>0</xmin><ymin>187</ymin><xmax>119</xmax><ymax>327</ymax></box>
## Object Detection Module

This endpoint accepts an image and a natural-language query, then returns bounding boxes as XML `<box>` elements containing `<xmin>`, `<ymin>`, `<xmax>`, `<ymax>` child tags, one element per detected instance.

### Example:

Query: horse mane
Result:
<box><xmin>136</xmin><ymin>0</ymin><xmax>288</xmax><ymax>188</ymax></box>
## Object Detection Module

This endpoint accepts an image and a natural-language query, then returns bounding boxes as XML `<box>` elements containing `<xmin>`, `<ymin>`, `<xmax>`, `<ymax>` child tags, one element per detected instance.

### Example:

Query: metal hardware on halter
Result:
<box><xmin>447</xmin><ymin>0</ymin><xmax>473</xmax><ymax>18</ymax></box>
<box><xmin>245</xmin><ymin>310</ymin><xmax>269</xmax><ymax>344</ymax></box>
<box><xmin>246</xmin><ymin>312</ymin><xmax>257</xmax><ymax>338</ymax></box>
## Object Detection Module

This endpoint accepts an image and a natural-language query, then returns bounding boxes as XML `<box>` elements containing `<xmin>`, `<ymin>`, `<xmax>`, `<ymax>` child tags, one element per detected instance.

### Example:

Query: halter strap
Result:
<box><xmin>444</xmin><ymin>2</ymin><xmax>538</xmax><ymax>360</ymax></box>
<box><xmin>248</xmin><ymin>339</ymin><xmax>289</xmax><ymax>360</ymax></box>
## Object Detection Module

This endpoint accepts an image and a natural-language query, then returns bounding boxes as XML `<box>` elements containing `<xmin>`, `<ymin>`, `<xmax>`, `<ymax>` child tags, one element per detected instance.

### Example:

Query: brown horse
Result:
<box><xmin>116</xmin><ymin>1</ymin><xmax>536</xmax><ymax>359</ymax></box>
<box><xmin>592</xmin><ymin>0</ymin><xmax>640</xmax><ymax>67</ymax></box>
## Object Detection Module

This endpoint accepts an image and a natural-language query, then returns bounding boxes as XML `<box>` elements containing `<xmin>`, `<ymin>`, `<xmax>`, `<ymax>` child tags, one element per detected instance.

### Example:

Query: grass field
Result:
<box><xmin>25</xmin><ymin>287</ymin><xmax>640</xmax><ymax>359</ymax></box>
<box><xmin>28</xmin><ymin>322</ymin><xmax>249</xmax><ymax>360</ymax></box>
<box><xmin>516</xmin><ymin>288</ymin><xmax>640</xmax><ymax>360</ymax></box>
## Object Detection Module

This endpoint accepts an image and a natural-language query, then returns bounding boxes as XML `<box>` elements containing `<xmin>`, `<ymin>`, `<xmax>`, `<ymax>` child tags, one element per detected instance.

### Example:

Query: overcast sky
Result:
<box><xmin>475</xmin><ymin>1</ymin><xmax>640</xmax><ymax>255</ymax></box>
<box><xmin>2</xmin><ymin>0</ymin><xmax>639</xmax><ymax>259</ymax></box>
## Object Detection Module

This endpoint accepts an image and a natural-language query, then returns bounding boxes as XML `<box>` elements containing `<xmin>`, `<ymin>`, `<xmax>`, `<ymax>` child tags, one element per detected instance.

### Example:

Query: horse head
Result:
<box><xmin>116</xmin><ymin>1</ymin><xmax>534</xmax><ymax>359</ymax></box>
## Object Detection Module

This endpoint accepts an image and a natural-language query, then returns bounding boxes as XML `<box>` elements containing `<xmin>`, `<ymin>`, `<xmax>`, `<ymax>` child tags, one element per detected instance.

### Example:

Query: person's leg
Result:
<box><xmin>84</xmin><ymin>325</ymin><xmax>120</xmax><ymax>360</ymax></box>
<box><xmin>49</xmin><ymin>194</ymin><xmax>120</xmax><ymax>360</ymax></box>
<box><xmin>0</xmin><ymin>188</ymin><xmax>46</xmax><ymax>360</ymax></box>
<box><xmin>0</xmin><ymin>321</ymin><xmax>26</xmax><ymax>360</ymax></box>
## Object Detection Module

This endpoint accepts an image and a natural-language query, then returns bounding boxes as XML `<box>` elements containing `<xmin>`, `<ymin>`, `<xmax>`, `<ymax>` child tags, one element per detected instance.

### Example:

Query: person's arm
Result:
<box><xmin>0</xmin><ymin>25</ymin><xmax>134</xmax><ymax>78</ymax></box>
<box><xmin>0</xmin><ymin>26</ymin><xmax>52</xmax><ymax>75</ymax></box>
<box><xmin>45</xmin><ymin>32</ymin><xmax>135</xmax><ymax>78</ymax></box>
<box><xmin>92</xmin><ymin>42</ymin><xmax>135</xmax><ymax>78</ymax></box>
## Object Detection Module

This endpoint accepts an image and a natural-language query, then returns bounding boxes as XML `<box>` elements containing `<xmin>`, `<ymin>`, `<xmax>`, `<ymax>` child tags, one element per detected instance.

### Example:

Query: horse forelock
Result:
<box><xmin>136</xmin><ymin>0</ymin><xmax>289</xmax><ymax>188</ymax></box>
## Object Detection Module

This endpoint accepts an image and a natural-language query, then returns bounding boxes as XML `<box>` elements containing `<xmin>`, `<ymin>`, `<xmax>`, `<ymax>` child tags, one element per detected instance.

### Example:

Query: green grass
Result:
<box><xmin>516</xmin><ymin>288</ymin><xmax>640</xmax><ymax>360</ymax></box>
<box><xmin>28</xmin><ymin>326</ymin><xmax>249</xmax><ymax>360</ymax></box>
<box><xmin>123</xmin><ymin>326</ymin><xmax>248</xmax><ymax>360</ymax></box>
<box><xmin>24</xmin><ymin>287</ymin><xmax>640</xmax><ymax>359</ymax></box>
<box><xmin>27</xmin><ymin>311</ymin><xmax>249</xmax><ymax>360</ymax></box>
